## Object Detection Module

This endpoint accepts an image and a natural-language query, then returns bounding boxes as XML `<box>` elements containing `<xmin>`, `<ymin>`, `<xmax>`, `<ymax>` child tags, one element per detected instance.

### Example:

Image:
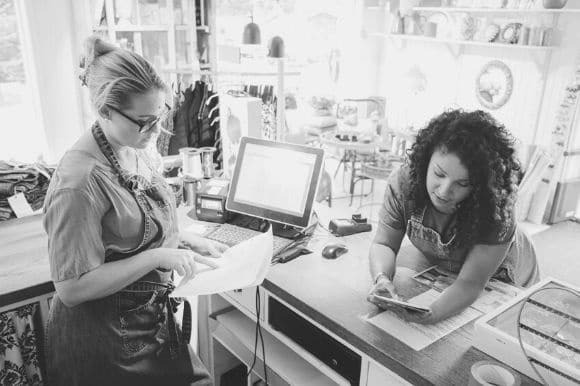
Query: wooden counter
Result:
<box><xmin>0</xmin><ymin>215</ymin><xmax>53</xmax><ymax>308</ymax></box>
<box><xmin>0</xmin><ymin>212</ymin><xmax>539</xmax><ymax>385</ymax></box>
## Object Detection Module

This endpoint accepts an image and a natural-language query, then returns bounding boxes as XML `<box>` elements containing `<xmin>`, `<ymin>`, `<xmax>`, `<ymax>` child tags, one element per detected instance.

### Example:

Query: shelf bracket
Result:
<box><xmin>444</xmin><ymin>42</ymin><xmax>462</xmax><ymax>58</ymax></box>
<box><xmin>389</xmin><ymin>35</ymin><xmax>407</xmax><ymax>50</ymax></box>
<box><xmin>530</xmin><ymin>50</ymin><xmax>551</xmax><ymax>74</ymax></box>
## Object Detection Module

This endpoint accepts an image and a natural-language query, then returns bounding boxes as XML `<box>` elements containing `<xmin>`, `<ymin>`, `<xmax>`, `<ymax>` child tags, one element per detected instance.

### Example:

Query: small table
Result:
<box><xmin>319</xmin><ymin>132</ymin><xmax>389</xmax><ymax>205</ymax></box>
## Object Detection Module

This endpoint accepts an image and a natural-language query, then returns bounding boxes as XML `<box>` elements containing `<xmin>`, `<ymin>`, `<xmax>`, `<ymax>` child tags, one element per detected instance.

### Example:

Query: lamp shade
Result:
<box><xmin>268</xmin><ymin>36</ymin><xmax>285</xmax><ymax>58</ymax></box>
<box><xmin>242</xmin><ymin>22</ymin><xmax>261</xmax><ymax>44</ymax></box>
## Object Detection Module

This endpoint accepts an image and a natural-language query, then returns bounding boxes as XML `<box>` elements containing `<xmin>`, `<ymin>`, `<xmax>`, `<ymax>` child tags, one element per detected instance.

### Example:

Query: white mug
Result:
<box><xmin>423</xmin><ymin>22</ymin><xmax>437</xmax><ymax>37</ymax></box>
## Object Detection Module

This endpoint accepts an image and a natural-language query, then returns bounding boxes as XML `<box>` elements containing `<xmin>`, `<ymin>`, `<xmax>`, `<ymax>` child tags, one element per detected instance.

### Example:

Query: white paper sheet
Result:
<box><xmin>412</xmin><ymin>266</ymin><xmax>521</xmax><ymax>314</ymax></box>
<box><xmin>171</xmin><ymin>229</ymin><xmax>273</xmax><ymax>297</ymax></box>
<box><xmin>367</xmin><ymin>289</ymin><xmax>482</xmax><ymax>351</ymax></box>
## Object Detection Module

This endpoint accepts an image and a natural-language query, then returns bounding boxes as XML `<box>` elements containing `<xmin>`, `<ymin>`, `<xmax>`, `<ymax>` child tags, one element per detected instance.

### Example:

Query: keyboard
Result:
<box><xmin>205</xmin><ymin>223</ymin><xmax>294</xmax><ymax>257</ymax></box>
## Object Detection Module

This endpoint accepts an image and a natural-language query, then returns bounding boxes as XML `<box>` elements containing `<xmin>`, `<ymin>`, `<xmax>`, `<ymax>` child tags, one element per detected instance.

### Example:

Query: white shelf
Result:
<box><xmin>214</xmin><ymin>309</ymin><xmax>346</xmax><ymax>386</ymax></box>
<box><xmin>372</xmin><ymin>33</ymin><xmax>555</xmax><ymax>50</ymax></box>
<box><xmin>413</xmin><ymin>6</ymin><xmax>580</xmax><ymax>13</ymax></box>
<box><xmin>173</xmin><ymin>25</ymin><xmax>208</xmax><ymax>31</ymax></box>
<box><xmin>161</xmin><ymin>67</ymin><xmax>302</xmax><ymax>76</ymax></box>
<box><xmin>113</xmin><ymin>25</ymin><xmax>170</xmax><ymax>32</ymax></box>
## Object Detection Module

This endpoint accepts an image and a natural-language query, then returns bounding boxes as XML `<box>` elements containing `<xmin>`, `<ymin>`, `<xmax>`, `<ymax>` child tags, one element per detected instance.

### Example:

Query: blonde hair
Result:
<box><xmin>79</xmin><ymin>36</ymin><xmax>166</xmax><ymax>116</ymax></box>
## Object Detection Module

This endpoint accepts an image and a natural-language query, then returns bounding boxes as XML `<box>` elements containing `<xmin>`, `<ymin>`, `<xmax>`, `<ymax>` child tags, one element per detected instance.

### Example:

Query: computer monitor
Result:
<box><xmin>226</xmin><ymin>136</ymin><xmax>325</xmax><ymax>229</ymax></box>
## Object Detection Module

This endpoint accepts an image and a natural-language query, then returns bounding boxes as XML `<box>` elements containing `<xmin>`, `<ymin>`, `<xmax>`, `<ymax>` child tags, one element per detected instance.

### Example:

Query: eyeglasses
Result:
<box><xmin>108</xmin><ymin>103</ymin><xmax>172</xmax><ymax>134</ymax></box>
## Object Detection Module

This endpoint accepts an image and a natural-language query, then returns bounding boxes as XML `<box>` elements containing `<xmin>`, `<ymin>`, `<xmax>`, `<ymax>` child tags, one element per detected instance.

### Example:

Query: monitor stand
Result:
<box><xmin>228</xmin><ymin>213</ymin><xmax>302</xmax><ymax>240</ymax></box>
<box><xmin>271</xmin><ymin>222</ymin><xmax>302</xmax><ymax>239</ymax></box>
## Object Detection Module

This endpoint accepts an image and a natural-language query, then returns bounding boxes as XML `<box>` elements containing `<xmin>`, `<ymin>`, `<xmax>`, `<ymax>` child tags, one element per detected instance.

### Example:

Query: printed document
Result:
<box><xmin>412</xmin><ymin>266</ymin><xmax>520</xmax><ymax>314</ymax></box>
<box><xmin>367</xmin><ymin>289</ymin><xmax>482</xmax><ymax>351</ymax></box>
<box><xmin>171</xmin><ymin>229</ymin><xmax>273</xmax><ymax>297</ymax></box>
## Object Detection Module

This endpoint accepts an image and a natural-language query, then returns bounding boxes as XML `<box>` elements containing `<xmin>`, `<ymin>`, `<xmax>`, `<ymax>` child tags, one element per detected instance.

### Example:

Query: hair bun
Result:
<box><xmin>79</xmin><ymin>35</ymin><xmax>117</xmax><ymax>86</ymax></box>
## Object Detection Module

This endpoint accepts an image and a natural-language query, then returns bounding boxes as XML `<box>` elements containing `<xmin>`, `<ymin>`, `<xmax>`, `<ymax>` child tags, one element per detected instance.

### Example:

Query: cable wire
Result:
<box><xmin>257</xmin><ymin>288</ymin><xmax>268</xmax><ymax>385</ymax></box>
<box><xmin>246</xmin><ymin>287</ymin><xmax>268</xmax><ymax>385</ymax></box>
<box><xmin>245</xmin><ymin>288</ymin><xmax>260</xmax><ymax>377</ymax></box>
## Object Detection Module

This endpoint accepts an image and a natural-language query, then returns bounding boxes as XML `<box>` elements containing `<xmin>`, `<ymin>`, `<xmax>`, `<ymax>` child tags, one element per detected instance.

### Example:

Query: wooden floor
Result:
<box><xmin>531</xmin><ymin>220</ymin><xmax>580</xmax><ymax>286</ymax></box>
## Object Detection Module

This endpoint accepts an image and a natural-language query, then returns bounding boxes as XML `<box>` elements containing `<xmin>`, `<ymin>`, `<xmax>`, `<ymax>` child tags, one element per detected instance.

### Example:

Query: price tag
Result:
<box><xmin>7</xmin><ymin>192</ymin><xmax>34</xmax><ymax>218</ymax></box>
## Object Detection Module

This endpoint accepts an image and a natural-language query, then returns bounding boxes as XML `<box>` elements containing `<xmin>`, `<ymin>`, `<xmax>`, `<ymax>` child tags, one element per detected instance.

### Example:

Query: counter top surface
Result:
<box><xmin>0</xmin><ymin>210</ymin><xmax>538</xmax><ymax>385</ymax></box>
<box><xmin>0</xmin><ymin>215</ymin><xmax>53</xmax><ymax>306</ymax></box>
<box><xmin>262</xmin><ymin>230</ymin><xmax>505</xmax><ymax>385</ymax></box>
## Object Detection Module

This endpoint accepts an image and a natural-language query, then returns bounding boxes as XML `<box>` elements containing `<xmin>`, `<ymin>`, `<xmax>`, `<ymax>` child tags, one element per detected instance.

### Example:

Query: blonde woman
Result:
<box><xmin>43</xmin><ymin>36</ymin><xmax>224</xmax><ymax>385</ymax></box>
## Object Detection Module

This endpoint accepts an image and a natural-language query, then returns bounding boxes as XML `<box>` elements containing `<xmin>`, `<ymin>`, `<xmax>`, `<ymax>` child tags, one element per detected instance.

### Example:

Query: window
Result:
<box><xmin>215</xmin><ymin>0</ymin><xmax>353</xmax><ymax>98</ymax></box>
<box><xmin>0</xmin><ymin>0</ymin><xmax>47</xmax><ymax>163</ymax></box>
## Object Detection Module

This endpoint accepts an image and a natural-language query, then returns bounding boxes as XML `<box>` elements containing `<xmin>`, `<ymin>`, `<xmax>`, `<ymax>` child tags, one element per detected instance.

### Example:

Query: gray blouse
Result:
<box><xmin>43</xmin><ymin>131</ymin><xmax>179</xmax><ymax>282</ymax></box>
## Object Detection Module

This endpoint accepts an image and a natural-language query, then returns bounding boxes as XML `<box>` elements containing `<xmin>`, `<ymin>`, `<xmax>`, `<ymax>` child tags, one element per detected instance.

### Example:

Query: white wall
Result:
<box><xmin>20</xmin><ymin>0</ymin><xmax>85</xmax><ymax>163</ymax></box>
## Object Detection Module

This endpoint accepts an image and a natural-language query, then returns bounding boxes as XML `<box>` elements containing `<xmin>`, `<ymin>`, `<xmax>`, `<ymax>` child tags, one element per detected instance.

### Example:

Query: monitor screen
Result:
<box><xmin>226</xmin><ymin>137</ymin><xmax>325</xmax><ymax>228</ymax></box>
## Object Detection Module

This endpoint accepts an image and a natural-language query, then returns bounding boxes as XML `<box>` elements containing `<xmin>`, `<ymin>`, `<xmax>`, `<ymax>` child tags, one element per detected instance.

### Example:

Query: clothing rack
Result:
<box><xmin>157</xmin><ymin>76</ymin><xmax>222</xmax><ymax>171</ymax></box>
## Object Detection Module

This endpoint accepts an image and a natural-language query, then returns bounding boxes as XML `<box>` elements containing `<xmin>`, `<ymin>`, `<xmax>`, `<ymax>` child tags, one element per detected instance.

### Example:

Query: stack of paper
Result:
<box><xmin>171</xmin><ymin>229</ymin><xmax>273</xmax><ymax>297</ymax></box>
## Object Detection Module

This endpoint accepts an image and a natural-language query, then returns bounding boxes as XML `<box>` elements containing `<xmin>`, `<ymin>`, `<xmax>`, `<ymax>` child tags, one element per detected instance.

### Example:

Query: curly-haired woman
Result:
<box><xmin>368</xmin><ymin>109</ymin><xmax>539</xmax><ymax>324</ymax></box>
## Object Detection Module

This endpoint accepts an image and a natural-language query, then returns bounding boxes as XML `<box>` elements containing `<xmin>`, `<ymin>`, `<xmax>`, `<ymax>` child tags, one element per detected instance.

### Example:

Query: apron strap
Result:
<box><xmin>91</xmin><ymin>121</ymin><xmax>162</xmax><ymax>193</ymax></box>
<box><xmin>165</xmin><ymin>294</ymin><xmax>192</xmax><ymax>360</ymax></box>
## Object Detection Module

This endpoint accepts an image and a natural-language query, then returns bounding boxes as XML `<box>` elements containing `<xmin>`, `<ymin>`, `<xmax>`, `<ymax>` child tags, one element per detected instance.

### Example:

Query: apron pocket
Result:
<box><xmin>118</xmin><ymin>291</ymin><xmax>166</xmax><ymax>357</ymax></box>
<box><xmin>119</xmin><ymin>290</ymin><xmax>158</xmax><ymax>313</ymax></box>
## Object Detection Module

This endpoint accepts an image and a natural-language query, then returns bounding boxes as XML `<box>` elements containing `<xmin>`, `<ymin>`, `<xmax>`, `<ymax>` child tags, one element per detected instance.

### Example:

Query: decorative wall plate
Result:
<box><xmin>500</xmin><ymin>23</ymin><xmax>522</xmax><ymax>44</ymax></box>
<box><xmin>484</xmin><ymin>23</ymin><xmax>500</xmax><ymax>42</ymax></box>
<box><xmin>476</xmin><ymin>60</ymin><xmax>513</xmax><ymax>110</ymax></box>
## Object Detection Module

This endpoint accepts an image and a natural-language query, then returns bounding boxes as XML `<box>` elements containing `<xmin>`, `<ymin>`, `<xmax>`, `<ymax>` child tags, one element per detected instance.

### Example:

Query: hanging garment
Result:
<box><xmin>0</xmin><ymin>161</ymin><xmax>54</xmax><ymax>221</ymax></box>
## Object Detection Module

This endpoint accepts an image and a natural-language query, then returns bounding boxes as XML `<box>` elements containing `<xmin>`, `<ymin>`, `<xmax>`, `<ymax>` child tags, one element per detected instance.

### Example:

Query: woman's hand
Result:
<box><xmin>201</xmin><ymin>239</ymin><xmax>229</xmax><ymax>257</ymax></box>
<box><xmin>393</xmin><ymin>308</ymin><xmax>435</xmax><ymax>325</ymax></box>
<box><xmin>181</xmin><ymin>231</ymin><xmax>228</xmax><ymax>258</ymax></box>
<box><xmin>153</xmin><ymin>248</ymin><xmax>219</xmax><ymax>285</ymax></box>
<box><xmin>367</xmin><ymin>275</ymin><xmax>400</xmax><ymax>306</ymax></box>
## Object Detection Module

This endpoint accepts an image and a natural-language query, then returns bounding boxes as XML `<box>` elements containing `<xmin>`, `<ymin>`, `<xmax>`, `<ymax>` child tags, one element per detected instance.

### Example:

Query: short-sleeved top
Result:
<box><xmin>43</xmin><ymin>131</ymin><xmax>179</xmax><ymax>282</ymax></box>
<box><xmin>378</xmin><ymin>165</ymin><xmax>516</xmax><ymax>264</ymax></box>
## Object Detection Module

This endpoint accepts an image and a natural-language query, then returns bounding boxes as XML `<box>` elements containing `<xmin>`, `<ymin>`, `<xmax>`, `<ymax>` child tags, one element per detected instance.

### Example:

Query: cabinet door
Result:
<box><xmin>366</xmin><ymin>361</ymin><xmax>412</xmax><ymax>386</ymax></box>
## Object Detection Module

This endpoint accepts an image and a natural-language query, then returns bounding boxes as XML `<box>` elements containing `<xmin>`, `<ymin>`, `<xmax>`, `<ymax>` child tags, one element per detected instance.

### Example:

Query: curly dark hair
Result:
<box><xmin>408</xmin><ymin>109</ymin><xmax>521</xmax><ymax>247</ymax></box>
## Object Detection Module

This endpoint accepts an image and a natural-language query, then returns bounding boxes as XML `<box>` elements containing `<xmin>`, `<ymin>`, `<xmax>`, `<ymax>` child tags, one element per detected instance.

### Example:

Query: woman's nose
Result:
<box><xmin>438</xmin><ymin>180</ymin><xmax>453</xmax><ymax>199</ymax></box>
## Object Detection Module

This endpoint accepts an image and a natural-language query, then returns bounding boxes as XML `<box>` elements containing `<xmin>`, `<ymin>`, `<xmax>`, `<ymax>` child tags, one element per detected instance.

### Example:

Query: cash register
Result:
<box><xmin>202</xmin><ymin>136</ymin><xmax>325</xmax><ymax>256</ymax></box>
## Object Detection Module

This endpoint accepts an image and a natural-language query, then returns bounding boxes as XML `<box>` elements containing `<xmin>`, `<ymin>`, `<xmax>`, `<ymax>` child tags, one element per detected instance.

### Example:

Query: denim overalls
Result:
<box><xmin>404</xmin><ymin>206</ymin><xmax>540</xmax><ymax>287</ymax></box>
<box><xmin>45</xmin><ymin>124</ymin><xmax>211</xmax><ymax>386</ymax></box>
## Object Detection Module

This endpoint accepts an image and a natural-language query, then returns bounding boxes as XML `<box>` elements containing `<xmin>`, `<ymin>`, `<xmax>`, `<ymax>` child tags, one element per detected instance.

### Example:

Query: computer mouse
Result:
<box><xmin>321</xmin><ymin>244</ymin><xmax>348</xmax><ymax>259</ymax></box>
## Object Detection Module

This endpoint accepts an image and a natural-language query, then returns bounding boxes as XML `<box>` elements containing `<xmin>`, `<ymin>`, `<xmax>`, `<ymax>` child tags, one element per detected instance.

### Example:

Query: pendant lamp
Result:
<box><xmin>242</xmin><ymin>16</ymin><xmax>261</xmax><ymax>44</ymax></box>
<box><xmin>267</xmin><ymin>36</ymin><xmax>285</xmax><ymax>58</ymax></box>
<box><xmin>268</xmin><ymin>36</ymin><xmax>286</xmax><ymax>141</ymax></box>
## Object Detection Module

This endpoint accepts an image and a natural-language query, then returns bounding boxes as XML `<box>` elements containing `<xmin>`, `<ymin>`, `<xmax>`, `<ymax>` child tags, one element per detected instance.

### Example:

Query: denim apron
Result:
<box><xmin>405</xmin><ymin>206</ymin><xmax>539</xmax><ymax>287</ymax></box>
<box><xmin>45</xmin><ymin>124</ymin><xmax>211</xmax><ymax>386</ymax></box>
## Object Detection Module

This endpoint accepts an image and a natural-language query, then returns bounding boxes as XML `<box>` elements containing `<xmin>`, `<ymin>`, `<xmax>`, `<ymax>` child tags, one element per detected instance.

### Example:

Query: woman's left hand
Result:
<box><xmin>181</xmin><ymin>231</ymin><xmax>228</xmax><ymax>258</ymax></box>
<box><xmin>393</xmin><ymin>307</ymin><xmax>435</xmax><ymax>325</ymax></box>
